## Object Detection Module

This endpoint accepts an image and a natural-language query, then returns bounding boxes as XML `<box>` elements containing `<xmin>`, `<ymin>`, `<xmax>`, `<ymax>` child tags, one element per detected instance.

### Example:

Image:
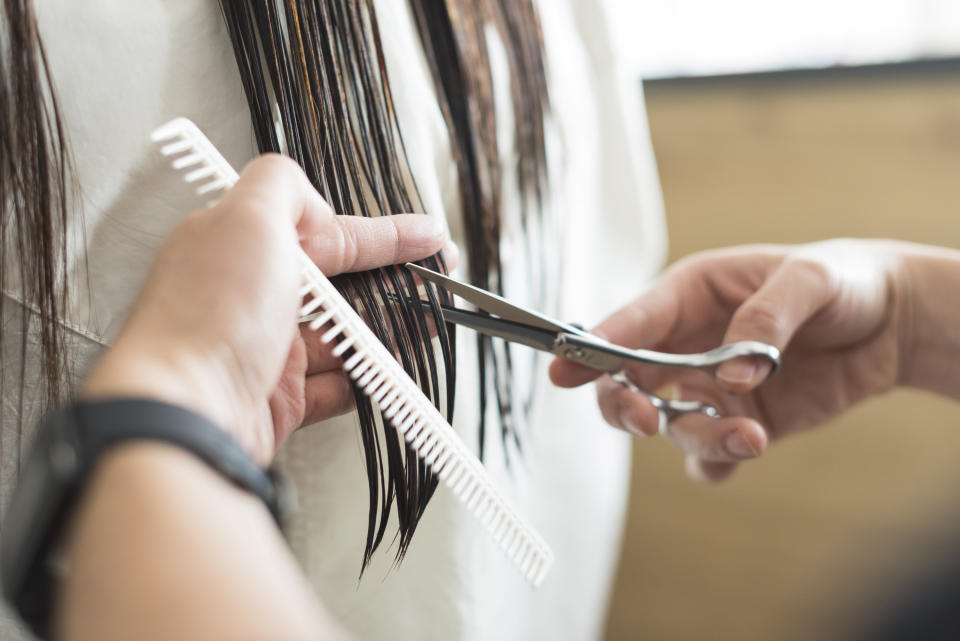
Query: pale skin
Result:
<box><xmin>60</xmin><ymin>154</ymin><xmax>451</xmax><ymax>641</ymax></box>
<box><xmin>550</xmin><ymin>238</ymin><xmax>960</xmax><ymax>483</ymax></box>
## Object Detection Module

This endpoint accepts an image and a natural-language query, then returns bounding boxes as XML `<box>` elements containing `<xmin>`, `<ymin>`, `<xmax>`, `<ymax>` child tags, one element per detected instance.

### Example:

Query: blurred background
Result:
<box><xmin>601</xmin><ymin>1</ymin><xmax>960</xmax><ymax>639</ymax></box>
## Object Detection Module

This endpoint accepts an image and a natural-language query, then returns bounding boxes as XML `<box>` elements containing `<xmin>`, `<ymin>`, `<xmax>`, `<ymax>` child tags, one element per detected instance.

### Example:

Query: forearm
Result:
<box><xmin>897</xmin><ymin>242</ymin><xmax>960</xmax><ymax>398</ymax></box>
<box><xmin>56</xmin><ymin>443</ymin><xmax>348</xmax><ymax>641</ymax></box>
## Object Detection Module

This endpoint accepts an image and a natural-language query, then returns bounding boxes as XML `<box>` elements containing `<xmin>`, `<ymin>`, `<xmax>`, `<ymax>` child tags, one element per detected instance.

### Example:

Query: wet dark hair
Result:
<box><xmin>408</xmin><ymin>0</ymin><xmax>550</xmax><ymax>459</ymax></box>
<box><xmin>219</xmin><ymin>0</ymin><xmax>550</xmax><ymax>570</ymax></box>
<box><xmin>221</xmin><ymin>0</ymin><xmax>456</xmax><ymax>566</ymax></box>
<box><xmin>2</xmin><ymin>0</ymin><xmax>549</xmax><ymax>572</ymax></box>
<box><xmin>0</xmin><ymin>0</ymin><xmax>75</xmax><ymax>470</ymax></box>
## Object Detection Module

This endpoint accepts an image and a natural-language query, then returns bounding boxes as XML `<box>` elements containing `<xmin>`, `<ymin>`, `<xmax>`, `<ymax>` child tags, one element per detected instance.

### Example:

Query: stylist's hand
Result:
<box><xmin>550</xmin><ymin>239</ymin><xmax>908</xmax><ymax>482</ymax></box>
<box><xmin>85</xmin><ymin>155</ymin><xmax>449</xmax><ymax>464</ymax></box>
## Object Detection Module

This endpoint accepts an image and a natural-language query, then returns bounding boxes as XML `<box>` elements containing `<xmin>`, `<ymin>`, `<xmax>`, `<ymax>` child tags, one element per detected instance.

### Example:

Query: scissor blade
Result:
<box><xmin>417</xmin><ymin>299</ymin><xmax>560</xmax><ymax>353</ymax></box>
<box><xmin>405</xmin><ymin>263</ymin><xmax>577</xmax><ymax>334</ymax></box>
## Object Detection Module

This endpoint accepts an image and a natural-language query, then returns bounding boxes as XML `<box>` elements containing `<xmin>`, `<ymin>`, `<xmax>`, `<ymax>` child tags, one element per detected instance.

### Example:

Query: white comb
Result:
<box><xmin>150</xmin><ymin>118</ymin><xmax>554</xmax><ymax>587</ymax></box>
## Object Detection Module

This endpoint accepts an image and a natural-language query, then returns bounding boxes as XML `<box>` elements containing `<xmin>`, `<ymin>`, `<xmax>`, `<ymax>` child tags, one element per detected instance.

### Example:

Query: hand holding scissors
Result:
<box><xmin>405</xmin><ymin>263</ymin><xmax>781</xmax><ymax>438</ymax></box>
<box><xmin>547</xmin><ymin>241</ymin><xmax>914</xmax><ymax>482</ymax></box>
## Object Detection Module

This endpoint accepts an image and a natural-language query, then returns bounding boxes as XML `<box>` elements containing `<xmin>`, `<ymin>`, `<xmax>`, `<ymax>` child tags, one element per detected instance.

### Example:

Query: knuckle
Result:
<box><xmin>307</xmin><ymin>374</ymin><xmax>355</xmax><ymax>423</ymax></box>
<box><xmin>323</xmin><ymin>217</ymin><xmax>371</xmax><ymax>276</ymax></box>
<box><xmin>387</xmin><ymin>218</ymin><xmax>402</xmax><ymax>263</ymax></box>
<box><xmin>596</xmin><ymin>381</ymin><xmax>622</xmax><ymax>427</ymax></box>
<box><xmin>327</xmin><ymin>220</ymin><xmax>350</xmax><ymax>274</ymax></box>
<box><xmin>735</xmin><ymin>297</ymin><xmax>787</xmax><ymax>340</ymax></box>
<box><xmin>233</xmin><ymin>203</ymin><xmax>278</xmax><ymax>237</ymax></box>
<box><xmin>785</xmin><ymin>255</ymin><xmax>836</xmax><ymax>294</ymax></box>
<box><xmin>339</xmin><ymin>220</ymin><xmax>361</xmax><ymax>273</ymax></box>
<box><xmin>252</xmin><ymin>152</ymin><xmax>303</xmax><ymax>176</ymax></box>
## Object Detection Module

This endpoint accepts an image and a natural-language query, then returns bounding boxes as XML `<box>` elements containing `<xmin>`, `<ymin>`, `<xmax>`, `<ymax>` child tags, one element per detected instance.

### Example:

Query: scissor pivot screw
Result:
<box><xmin>564</xmin><ymin>347</ymin><xmax>586</xmax><ymax>360</ymax></box>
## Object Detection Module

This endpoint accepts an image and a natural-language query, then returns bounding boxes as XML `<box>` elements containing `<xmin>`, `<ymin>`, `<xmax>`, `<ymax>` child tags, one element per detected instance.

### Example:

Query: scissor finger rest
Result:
<box><xmin>609</xmin><ymin>372</ymin><xmax>721</xmax><ymax>436</ymax></box>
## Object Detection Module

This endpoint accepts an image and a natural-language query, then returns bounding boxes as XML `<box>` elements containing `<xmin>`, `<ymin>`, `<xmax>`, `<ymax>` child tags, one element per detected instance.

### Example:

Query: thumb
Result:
<box><xmin>717</xmin><ymin>259</ymin><xmax>833</xmax><ymax>392</ymax></box>
<box><xmin>224</xmin><ymin>154</ymin><xmax>333</xmax><ymax>231</ymax></box>
<box><xmin>549</xmin><ymin>282</ymin><xmax>678</xmax><ymax>388</ymax></box>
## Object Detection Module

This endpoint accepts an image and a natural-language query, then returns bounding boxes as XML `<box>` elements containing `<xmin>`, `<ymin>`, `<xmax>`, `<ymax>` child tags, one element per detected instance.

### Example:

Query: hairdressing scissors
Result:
<box><xmin>404</xmin><ymin>263</ymin><xmax>781</xmax><ymax>435</ymax></box>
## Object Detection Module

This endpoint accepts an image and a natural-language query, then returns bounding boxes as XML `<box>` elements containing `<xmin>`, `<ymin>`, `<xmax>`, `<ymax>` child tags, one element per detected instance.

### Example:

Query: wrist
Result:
<box><xmin>2</xmin><ymin>399</ymin><xmax>286</xmax><ymax>637</ymax></box>
<box><xmin>84</xmin><ymin>337</ymin><xmax>249</xmax><ymax>444</ymax></box>
<box><xmin>65</xmin><ymin>441</ymin><xmax>260</xmax><ymax>549</ymax></box>
<box><xmin>57</xmin><ymin>442</ymin><xmax>272</xmax><ymax>640</ymax></box>
<box><xmin>893</xmin><ymin>242</ymin><xmax>960</xmax><ymax>396</ymax></box>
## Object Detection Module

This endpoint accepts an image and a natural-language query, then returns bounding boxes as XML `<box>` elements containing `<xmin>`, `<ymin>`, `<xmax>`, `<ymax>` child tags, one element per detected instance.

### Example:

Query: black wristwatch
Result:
<box><xmin>0</xmin><ymin>399</ymin><xmax>293</xmax><ymax>638</ymax></box>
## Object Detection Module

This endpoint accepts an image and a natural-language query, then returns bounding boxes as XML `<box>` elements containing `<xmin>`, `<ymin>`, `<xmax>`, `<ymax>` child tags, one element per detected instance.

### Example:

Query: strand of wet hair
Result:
<box><xmin>0</xmin><ymin>0</ymin><xmax>79</xmax><ymax>472</ymax></box>
<box><xmin>408</xmin><ymin>0</ymin><xmax>550</xmax><ymax>458</ymax></box>
<box><xmin>220</xmin><ymin>0</ymin><xmax>455</xmax><ymax>569</ymax></box>
<box><xmin>220</xmin><ymin>0</ymin><xmax>551</xmax><ymax>568</ymax></box>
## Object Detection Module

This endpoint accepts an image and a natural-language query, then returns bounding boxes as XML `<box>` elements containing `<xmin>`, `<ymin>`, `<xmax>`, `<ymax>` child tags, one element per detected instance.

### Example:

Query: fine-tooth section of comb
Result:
<box><xmin>150</xmin><ymin>118</ymin><xmax>554</xmax><ymax>587</ymax></box>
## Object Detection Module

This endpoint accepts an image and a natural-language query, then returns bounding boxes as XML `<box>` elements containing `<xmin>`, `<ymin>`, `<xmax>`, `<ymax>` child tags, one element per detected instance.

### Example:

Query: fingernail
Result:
<box><xmin>619</xmin><ymin>410</ymin><xmax>646</xmax><ymax>437</ymax></box>
<box><xmin>428</xmin><ymin>216</ymin><xmax>449</xmax><ymax>244</ymax></box>
<box><xmin>440</xmin><ymin>240</ymin><xmax>460</xmax><ymax>267</ymax></box>
<box><xmin>725</xmin><ymin>429</ymin><xmax>760</xmax><ymax>459</ymax></box>
<box><xmin>717</xmin><ymin>358</ymin><xmax>757</xmax><ymax>385</ymax></box>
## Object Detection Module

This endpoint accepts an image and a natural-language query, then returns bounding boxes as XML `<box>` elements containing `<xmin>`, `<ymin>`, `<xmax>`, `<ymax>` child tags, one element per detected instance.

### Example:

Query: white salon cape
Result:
<box><xmin>1</xmin><ymin>1</ymin><xmax>665</xmax><ymax>639</ymax></box>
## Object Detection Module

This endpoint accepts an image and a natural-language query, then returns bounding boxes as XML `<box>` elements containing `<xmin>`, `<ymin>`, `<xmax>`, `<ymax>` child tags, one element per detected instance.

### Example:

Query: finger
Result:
<box><xmin>222</xmin><ymin>154</ymin><xmax>333</xmax><ymax>233</ymax></box>
<box><xmin>717</xmin><ymin>258</ymin><xmax>834</xmax><ymax>392</ymax></box>
<box><xmin>593</xmin><ymin>367</ymin><xmax>716</xmax><ymax>437</ymax></box>
<box><xmin>665</xmin><ymin>412</ymin><xmax>767</xmax><ymax>463</ymax></box>
<box><xmin>595</xmin><ymin>376</ymin><xmax>662</xmax><ymax>437</ymax></box>
<box><xmin>440</xmin><ymin>239</ymin><xmax>460</xmax><ymax>271</ymax></box>
<box><xmin>549</xmin><ymin>356</ymin><xmax>605</xmax><ymax>388</ymax></box>
<box><xmin>301</xmin><ymin>370</ymin><xmax>355</xmax><ymax>426</ymax></box>
<box><xmin>301</xmin><ymin>214</ymin><xmax>446</xmax><ymax>276</ymax></box>
<box><xmin>684</xmin><ymin>456</ymin><xmax>740</xmax><ymax>483</ymax></box>
<box><xmin>550</xmin><ymin>282</ymin><xmax>681</xmax><ymax>388</ymax></box>
<box><xmin>300</xmin><ymin>327</ymin><xmax>343</xmax><ymax>375</ymax></box>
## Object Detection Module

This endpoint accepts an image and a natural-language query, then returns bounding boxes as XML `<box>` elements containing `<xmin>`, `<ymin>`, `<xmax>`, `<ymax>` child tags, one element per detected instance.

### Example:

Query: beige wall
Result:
<box><xmin>604</xmin><ymin>66</ymin><xmax>960</xmax><ymax>641</ymax></box>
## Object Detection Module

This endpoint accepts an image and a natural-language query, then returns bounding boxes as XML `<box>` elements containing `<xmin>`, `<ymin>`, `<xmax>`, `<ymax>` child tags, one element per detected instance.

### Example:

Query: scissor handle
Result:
<box><xmin>609</xmin><ymin>372</ymin><xmax>719</xmax><ymax>436</ymax></box>
<box><xmin>556</xmin><ymin>334</ymin><xmax>781</xmax><ymax>380</ymax></box>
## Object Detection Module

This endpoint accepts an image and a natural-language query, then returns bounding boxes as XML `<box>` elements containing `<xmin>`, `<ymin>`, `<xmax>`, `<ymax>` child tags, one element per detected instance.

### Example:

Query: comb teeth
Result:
<box><xmin>151</xmin><ymin>117</ymin><xmax>240</xmax><ymax>200</ymax></box>
<box><xmin>151</xmin><ymin>118</ymin><xmax>554</xmax><ymax>588</ymax></box>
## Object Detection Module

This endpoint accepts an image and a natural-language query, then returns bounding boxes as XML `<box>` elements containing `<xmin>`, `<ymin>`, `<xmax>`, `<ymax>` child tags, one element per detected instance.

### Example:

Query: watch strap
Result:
<box><xmin>71</xmin><ymin>400</ymin><xmax>283</xmax><ymax>521</ymax></box>
<box><xmin>1</xmin><ymin>398</ymin><xmax>290</xmax><ymax>638</ymax></box>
